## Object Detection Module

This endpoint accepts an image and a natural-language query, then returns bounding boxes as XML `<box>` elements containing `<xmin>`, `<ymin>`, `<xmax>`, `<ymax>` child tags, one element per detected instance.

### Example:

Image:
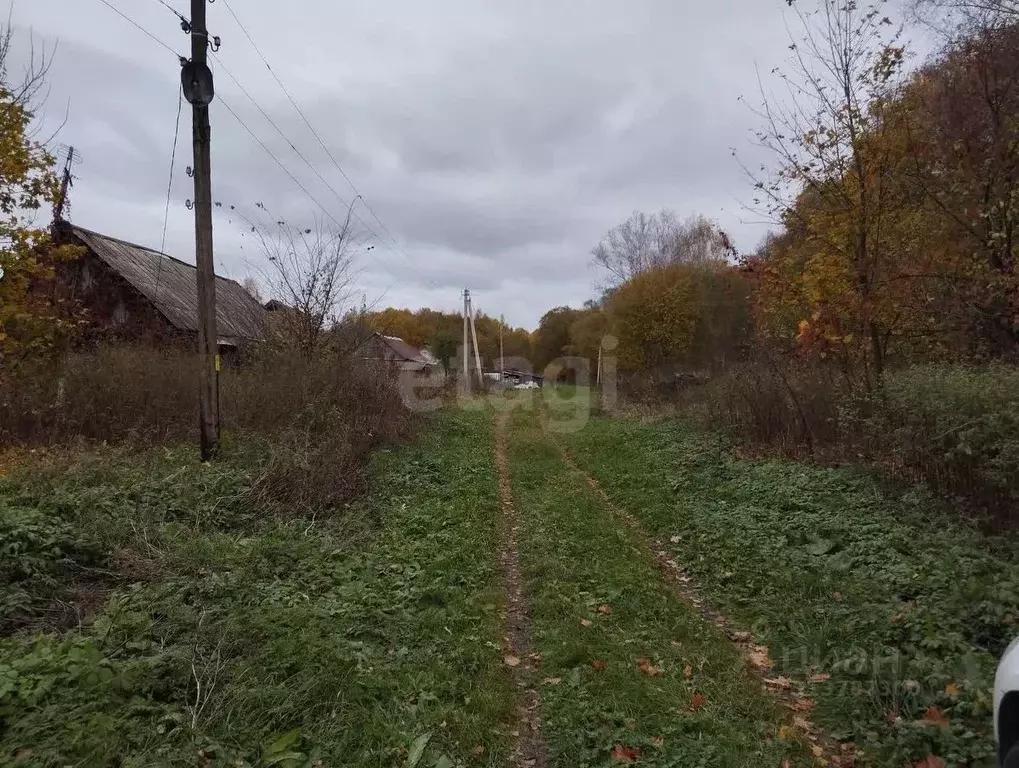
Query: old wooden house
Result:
<box><xmin>54</xmin><ymin>222</ymin><xmax>266</xmax><ymax>349</ymax></box>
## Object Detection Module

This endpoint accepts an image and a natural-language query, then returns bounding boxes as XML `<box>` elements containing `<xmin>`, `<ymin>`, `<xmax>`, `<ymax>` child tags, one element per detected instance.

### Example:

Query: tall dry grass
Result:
<box><xmin>0</xmin><ymin>344</ymin><xmax>411</xmax><ymax>515</ymax></box>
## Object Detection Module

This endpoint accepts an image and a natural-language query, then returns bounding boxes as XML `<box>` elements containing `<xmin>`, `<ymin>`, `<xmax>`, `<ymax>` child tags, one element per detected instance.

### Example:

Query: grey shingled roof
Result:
<box><xmin>70</xmin><ymin>225</ymin><xmax>266</xmax><ymax>343</ymax></box>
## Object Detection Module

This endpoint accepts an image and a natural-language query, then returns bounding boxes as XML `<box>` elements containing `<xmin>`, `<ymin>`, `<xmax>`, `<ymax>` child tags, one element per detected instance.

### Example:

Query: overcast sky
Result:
<box><xmin>12</xmin><ymin>0</ymin><xmax>913</xmax><ymax>328</ymax></box>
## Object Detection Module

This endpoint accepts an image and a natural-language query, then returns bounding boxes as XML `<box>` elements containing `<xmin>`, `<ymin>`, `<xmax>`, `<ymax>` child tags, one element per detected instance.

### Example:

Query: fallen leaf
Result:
<box><xmin>730</xmin><ymin>630</ymin><xmax>752</xmax><ymax>642</ymax></box>
<box><xmin>670</xmin><ymin>535</ymin><xmax>682</xmax><ymax>544</ymax></box>
<box><xmin>748</xmin><ymin>645</ymin><xmax>774</xmax><ymax>670</ymax></box>
<box><xmin>787</xmin><ymin>698</ymin><xmax>816</xmax><ymax>712</ymax></box>
<box><xmin>504</xmin><ymin>655</ymin><xmax>521</xmax><ymax>668</ymax></box>
<box><xmin>782</xmin><ymin>761</ymin><xmax>792</xmax><ymax>768</ymax></box>
<box><xmin>778</xmin><ymin>725</ymin><xmax>797</xmax><ymax>741</ymax></box>
<box><xmin>811</xmin><ymin>745</ymin><xmax>824</xmax><ymax>758</ymax></box>
<box><xmin>637</xmin><ymin>658</ymin><xmax>664</xmax><ymax>677</ymax></box>
<box><xmin>945</xmin><ymin>682</ymin><xmax>960</xmax><ymax>697</ymax></box>
<box><xmin>473</xmin><ymin>746</ymin><xmax>484</xmax><ymax>755</ymax></box>
<box><xmin>651</xmin><ymin>736</ymin><xmax>664</xmax><ymax>749</ymax></box>
<box><xmin>581</xmin><ymin>619</ymin><xmax>593</xmax><ymax>628</ymax></box>
<box><xmin>792</xmin><ymin>715</ymin><xmax>812</xmax><ymax>730</ymax></box>
<box><xmin>914</xmin><ymin>755</ymin><xmax>946</xmax><ymax>768</ymax></box>
<box><xmin>810</xmin><ymin>673</ymin><xmax>831</xmax><ymax>683</ymax></box>
<box><xmin>832</xmin><ymin>592</ymin><xmax>844</xmax><ymax>601</ymax></box>
<box><xmin>610</xmin><ymin>744</ymin><xmax>641</xmax><ymax>764</ymax></box>
<box><xmin>764</xmin><ymin>676</ymin><xmax>792</xmax><ymax>689</ymax></box>
<box><xmin>543</xmin><ymin>677</ymin><xmax>563</xmax><ymax>686</ymax></box>
<box><xmin>689</xmin><ymin>693</ymin><xmax>707</xmax><ymax>712</ymax></box>
<box><xmin>592</xmin><ymin>659</ymin><xmax>607</xmax><ymax>671</ymax></box>
<box><xmin>920</xmin><ymin>706</ymin><xmax>950</xmax><ymax>729</ymax></box>
<box><xmin>598</xmin><ymin>604</ymin><xmax>613</xmax><ymax>615</ymax></box>
<box><xmin>683</xmin><ymin>664</ymin><xmax>693</xmax><ymax>680</ymax></box>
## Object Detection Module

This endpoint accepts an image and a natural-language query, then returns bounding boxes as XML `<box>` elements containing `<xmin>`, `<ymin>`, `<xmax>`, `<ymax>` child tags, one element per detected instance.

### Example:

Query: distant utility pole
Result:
<box><xmin>499</xmin><ymin>313</ymin><xmax>505</xmax><ymax>381</ymax></box>
<box><xmin>462</xmin><ymin>288</ymin><xmax>470</xmax><ymax>392</ymax></box>
<box><xmin>183</xmin><ymin>0</ymin><xmax>220</xmax><ymax>461</ymax></box>
<box><xmin>469</xmin><ymin>302</ymin><xmax>483</xmax><ymax>384</ymax></box>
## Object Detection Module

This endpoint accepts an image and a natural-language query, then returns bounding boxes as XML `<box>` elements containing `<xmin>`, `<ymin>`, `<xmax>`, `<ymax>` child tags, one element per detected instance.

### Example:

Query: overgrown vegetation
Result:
<box><xmin>559</xmin><ymin>413</ymin><xmax>1019</xmax><ymax>766</ymax></box>
<box><xmin>0</xmin><ymin>409</ymin><xmax>515</xmax><ymax>765</ymax></box>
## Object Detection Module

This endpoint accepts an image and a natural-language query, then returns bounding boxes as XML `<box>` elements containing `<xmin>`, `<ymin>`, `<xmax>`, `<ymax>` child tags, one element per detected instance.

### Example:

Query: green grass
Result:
<box><xmin>557</xmin><ymin>414</ymin><xmax>1018</xmax><ymax>767</ymax></box>
<box><xmin>0</xmin><ymin>410</ymin><xmax>515</xmax><ymax>767</ymax></box>
<box><xmin>505</xmin><ymin>408</ymin><xmax>812</xmax><ymax>767</ymax></box>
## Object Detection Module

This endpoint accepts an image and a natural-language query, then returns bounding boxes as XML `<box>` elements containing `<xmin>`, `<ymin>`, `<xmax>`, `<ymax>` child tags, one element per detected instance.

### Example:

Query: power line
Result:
<box><xmin>218</xmin><ymin>0</ymin><xmax>418</xmax><ymax>268</ymax></box>
<box><xmin>152</xmin><ymin>0</ymin><xmax>189</xmax><ymax>26</ymax></box>
<box><xmin>93</xmin><ymin>0</ymin><xmax>184</xmax><ymax>58</ymax></box>
<box><xmin>160</xmin><ymin>86</ymin><xmax>184</xmax><ymax>256</ymax></box>
<box><xmin>210</xmin><ymin>53</ymin><xmax>364</xmax><ymax>220</ymax></box>
<box><xmin>154</xmin><ymin>85</ymin><xmax>183</xmax><ymax>304</ymax></box>
<box><xmin>216</xmin><ymin>95</ymin><xmax>350</xmax><ymax>234</ymax></box>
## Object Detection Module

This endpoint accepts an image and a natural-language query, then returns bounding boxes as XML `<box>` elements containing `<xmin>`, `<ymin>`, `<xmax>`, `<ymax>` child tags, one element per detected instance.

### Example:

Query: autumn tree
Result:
<box><xmin>747</xmin><ymin>0</ymin><xmax>910</xmax><ymax>383</ymax></box>
<box><xmin>532</xmin><ymin>306</ymin><xmax>580</xmax><ymax>371</ymax></box>
<box><xmin>0</xmin><ymin>26</ymin><xmax>82</xmax><ymax>364</ymax></box>
<box><xmin>607</xmin><ymin>264</ymin><xmax>700</xmax><ymax>375</ymax></box>
<box><xmin>893</xmin><ymin>22</ymin><xmax>1019</xmax><ymax>354</ymax></box>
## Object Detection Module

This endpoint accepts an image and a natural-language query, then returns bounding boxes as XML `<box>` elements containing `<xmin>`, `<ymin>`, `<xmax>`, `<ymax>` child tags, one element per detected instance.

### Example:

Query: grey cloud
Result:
<box><xmin>14</xmin><ymin>0</ymin><xmax>808</xmax><ymax>327</ymax></box>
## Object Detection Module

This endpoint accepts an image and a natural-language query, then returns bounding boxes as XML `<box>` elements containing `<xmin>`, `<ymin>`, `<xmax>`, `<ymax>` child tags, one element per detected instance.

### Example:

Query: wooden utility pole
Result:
<box><xmin>462</xmin><ymin>288</ymin><xmax>470</xmax><ymax>392</ymax></box>
<box><xmin>186</xmin><ymin>0</ymin><xmax>220</xmax><ymax>460</ymax></box>
<box><xmin>499</xmin><ymin>313</ymin><xmax>505</xmax><ymax>381</ymax></box>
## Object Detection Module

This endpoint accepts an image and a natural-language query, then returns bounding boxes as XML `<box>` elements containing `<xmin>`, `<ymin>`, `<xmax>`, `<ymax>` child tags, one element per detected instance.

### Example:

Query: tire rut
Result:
<box><xmin>494</xmin><ymin>412</ymin><xmax>548</xmax><ymax>768</ymax></box>
<box><xmin>546</xmin><ymin>429</ymin><xmax>857</xmax><ymax>767</ymax></box>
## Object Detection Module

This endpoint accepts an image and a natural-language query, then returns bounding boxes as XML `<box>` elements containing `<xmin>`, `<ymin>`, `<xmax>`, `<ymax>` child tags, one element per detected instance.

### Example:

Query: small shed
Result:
<box><xmin>55</xmin><ymin>223</ymin><xmax>266</xmax><ymax>348</ymax></box>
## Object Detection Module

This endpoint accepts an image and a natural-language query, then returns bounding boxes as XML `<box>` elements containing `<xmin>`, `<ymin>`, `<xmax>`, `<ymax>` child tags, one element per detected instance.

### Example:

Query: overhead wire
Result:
<box><xmin>155</xmin><ymin>85</ymin><xmax>185</xmax><ymax>303</ymax></box>
<box><xmin>93</xmin><ymin>0</ymin><xmax>184</xmax><ymax>58</ymax></box>
<box><xmin>94</xmin><ymin>0</ymin><xmax>430</xmax><ymax>297</ymax></box>
<box><xmin>217</xmin><ymin>0</ymin><xmax>423</xmax><ymax>273</ymax></box>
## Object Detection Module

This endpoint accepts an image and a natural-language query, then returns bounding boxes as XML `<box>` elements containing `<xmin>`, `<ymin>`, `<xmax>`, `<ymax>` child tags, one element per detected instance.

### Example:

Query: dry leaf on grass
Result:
<box><xmin>786</xmin><ymin>698</ymin><xmax>816</xmax><ymax>712</ymax></box>
<box><xmin>920</xmin><ymin>706</ymin><xmax>950</xmax><ymax>729</ymax></box>
<box><xmin>683</xmin><ymin>664</ymin><xmax>693</xmax><ymax>680</ymax></box>
<box><xmin>504</xmin><ymin>655</ymin><xmax>520</xmax><ymax>667</ymax></box>
<box><xmin>636</xmin><ymin>658</ymin><xmax>664</xmax><ymax>677</ymax></box>
<box><xmin>944</xmin><ymin>682</ymin><xmax>960</xmax><ymax>697</ymax></box>
<box><xmin>542</xmin><ymin>677</ymin><xmax>562</xmax><ymax>686</ymax></box>
<box><xmin>764</xmin><ymin>676</ymin><xmax>792</xmax><ymax>689</ymax></box>
<box><xmin>810</xmin><ymin>673</ymin><xmax>831</xmax><ymax>683</ymax></box>
<box><xmin>598</xmin><ymin>604</ymin><xmax>613</xmax><ymax>615</ymax></box>
<box><xmin>811</xmin><ymin>744</ymin><xmax>824</xmax><ymax>758</ymax></box>
<box><xmin>580</xmin><ymin>619</ymin><xmax>593</xmax><ymax>628</ymax></box>
<box><xmin>747</xmin><ymin>645</ymin><xmax>774</xmax><ymax>670</ymax></box>
<box><xmin>670</xmin><ymin>535</ymin><xmax>682</xmax><ymax>544</ymax></box>
<box><xmin>591</xmin><ymin>659</ymin><xmax>607</xmax><ymax>671</ymax></box>
<box><xmin>610</xmin><ymin>744</ymin><xmax>641</xmax><ymax>764</ymax></box>
<box><xmin>914</xmin><ymin>756</ymin><xmax>946</xmax><ymax>768</ymax></box>
<box><xmin>688</xmin><ymin>693</ymin><xmax>707</xmax><ymax>712</ymax></box>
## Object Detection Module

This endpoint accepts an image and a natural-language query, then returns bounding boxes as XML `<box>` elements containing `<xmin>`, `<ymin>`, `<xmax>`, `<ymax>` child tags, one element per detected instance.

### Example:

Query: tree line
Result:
<box><xmin>532</xmin><ymin>0</ymin><xmax>1019</xmax><ymax>389</ymax></box>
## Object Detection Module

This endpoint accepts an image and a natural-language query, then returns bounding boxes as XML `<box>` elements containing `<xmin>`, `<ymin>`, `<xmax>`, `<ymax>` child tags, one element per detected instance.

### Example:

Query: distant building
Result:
<box><xmin>53</xmin><ymin>223</ymin><xmax>266</xmax><ymax>349</ymax></box>
<box><xmin>358</xmin><ymin>333</ymin><xmax>439</xmax><ymax>373</ymax></box>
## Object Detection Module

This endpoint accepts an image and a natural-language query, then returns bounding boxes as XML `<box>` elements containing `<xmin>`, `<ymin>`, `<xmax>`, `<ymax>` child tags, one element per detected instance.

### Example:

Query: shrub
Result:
<box><xmin>678</xmin><ymin>361</ymin><xmax>1019</xmax><ymax>528</ymax></box>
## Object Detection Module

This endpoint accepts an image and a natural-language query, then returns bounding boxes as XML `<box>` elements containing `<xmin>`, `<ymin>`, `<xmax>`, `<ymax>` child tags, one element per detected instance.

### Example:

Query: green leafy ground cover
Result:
<box><xmin>0</xmin><ymin>410</ymin><xmax>514</xmax><ymax>767</ymax></box>
<box><xmin>558</xmin><ymin>412</ymin><xmax>1019</xmax><ymax>766</ymax></box>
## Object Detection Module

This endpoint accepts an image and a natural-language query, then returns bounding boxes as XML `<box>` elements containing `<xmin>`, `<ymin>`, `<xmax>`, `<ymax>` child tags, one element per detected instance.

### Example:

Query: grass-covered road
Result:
<box><xmin>2</xmin><ymin>400</ymin><xmax>1014</xmax><ymax>766</ymax></box>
